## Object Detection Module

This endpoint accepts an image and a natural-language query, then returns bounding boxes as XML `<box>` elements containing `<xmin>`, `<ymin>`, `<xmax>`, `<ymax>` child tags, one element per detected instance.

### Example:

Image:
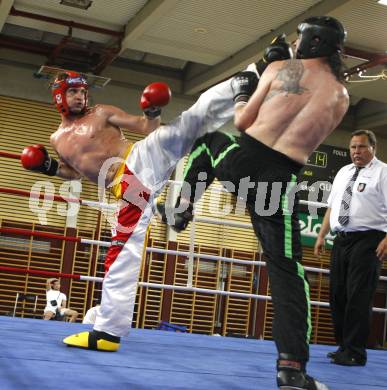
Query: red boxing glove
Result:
<box><xmin>140</xmin><ymin>82</ymin><xmax>171</xmax><ymax>119</ymax></box>
<box><xmin>20</xmin><ymin>144</ymin><xmax>59</xmax><ymax>176</ymax></box>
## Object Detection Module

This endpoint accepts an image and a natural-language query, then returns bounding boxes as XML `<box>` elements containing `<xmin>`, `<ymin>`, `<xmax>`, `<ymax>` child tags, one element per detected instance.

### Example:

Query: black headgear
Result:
<box><xmin>256</xmin><ymin>34</ymin><xmax>293</xmax><ymax>75</ymax></box>
<box><xmin>296</xmin><ymin>16</ymin><xmax>346</xmax><ymax>59</ymax></box>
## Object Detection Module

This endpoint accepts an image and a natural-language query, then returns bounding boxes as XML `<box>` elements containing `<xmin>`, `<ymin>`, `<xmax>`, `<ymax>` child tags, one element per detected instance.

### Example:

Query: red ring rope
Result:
<box><xmin>0</xmin><ymin>150</ymin><xmax>20</xmax><ymax>160</ymax></box>
<box><xmin>0</xmin><ymin>186</ymin><xmax>115</xmax><ymax>210</ymax></box>
<box><xmin>0</xmin><ymin>265</ymin><xmax>82</xmax><ymax>279</ymax></box>
<box><xmin>0</xmin><ymin>187</ymin><xmax>78</xmax><ymax>204</ymax></box>
<box><xmin>0</xmin><ymin>227</ymin><xmax>81</xmax><ymax>242</ymax></box>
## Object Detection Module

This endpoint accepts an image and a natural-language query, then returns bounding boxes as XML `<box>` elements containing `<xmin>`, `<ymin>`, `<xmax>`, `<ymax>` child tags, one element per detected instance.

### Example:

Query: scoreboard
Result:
<box><xmin>298</xmin><ymin>143</ymin><xmax>352</xmax><ymax>215</ymax></box>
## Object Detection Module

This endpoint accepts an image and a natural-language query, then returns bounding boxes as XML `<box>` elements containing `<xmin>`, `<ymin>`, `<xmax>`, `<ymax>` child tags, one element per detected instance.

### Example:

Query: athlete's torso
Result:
<box><xmin>50</xmin><ymin>105</ymin><xmax>130</xmax><ymax>185</ymax></box>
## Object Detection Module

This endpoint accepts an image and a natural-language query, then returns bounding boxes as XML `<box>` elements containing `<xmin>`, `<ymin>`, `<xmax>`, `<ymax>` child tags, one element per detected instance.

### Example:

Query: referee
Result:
<box><xmin>314</xmin><ymin>129</ymin><xmax>387</xmax><ymax>366</ymax></box>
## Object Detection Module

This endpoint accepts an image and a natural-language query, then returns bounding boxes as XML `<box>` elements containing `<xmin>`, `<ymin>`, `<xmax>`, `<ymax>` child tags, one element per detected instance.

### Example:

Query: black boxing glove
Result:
<box><xmin>264</xmin><ymin>33</ymin><xmax>293</xmax><ymax>63</ymax></box>
<box><xmin>256</xmin><ymin>33</ymin><xmax>293</xmax><ymax>76</ymax></box>
<box><xmin>231</xmin><ymin>71</ymin><xmax>259</xmax><ymax>104</ymax></box>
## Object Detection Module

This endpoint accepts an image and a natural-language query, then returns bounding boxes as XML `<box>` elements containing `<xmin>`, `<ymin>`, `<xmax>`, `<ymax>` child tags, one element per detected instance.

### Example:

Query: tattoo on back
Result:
<box><xmin>264</xmin><ymin>60</ymin><xmax>308</xmax><ymax>102</ymax></box>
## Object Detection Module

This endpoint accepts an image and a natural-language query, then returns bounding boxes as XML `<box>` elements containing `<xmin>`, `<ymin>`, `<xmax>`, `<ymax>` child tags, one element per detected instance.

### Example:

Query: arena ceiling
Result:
<box><xmin>0</xmin><ymin>0</ymin><xmax>387</xmax><ymax>138</ymax></box>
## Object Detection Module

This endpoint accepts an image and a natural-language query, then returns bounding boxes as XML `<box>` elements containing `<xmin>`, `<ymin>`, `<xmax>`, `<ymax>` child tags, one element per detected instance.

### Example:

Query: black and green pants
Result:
<box><xmin>180</xmin><ymin>131</ymin><xmax>312</xmax><ymax>363</ymax></box>
<box><xmin>180</xmin><ymin>131</ymin><xmax>239</xmax><ymax>204</ymax></box>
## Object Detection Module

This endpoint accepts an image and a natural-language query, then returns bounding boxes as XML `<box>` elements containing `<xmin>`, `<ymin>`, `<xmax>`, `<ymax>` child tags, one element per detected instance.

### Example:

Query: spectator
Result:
<box><xmin>43</xmin><ymin>278</ymin><xmax>78</xmax><ymax>322</ymax></box>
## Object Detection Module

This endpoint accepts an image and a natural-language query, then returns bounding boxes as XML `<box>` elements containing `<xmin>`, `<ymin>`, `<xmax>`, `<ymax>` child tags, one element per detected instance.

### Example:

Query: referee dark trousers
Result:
<box><xmin>330</xmin><ymin>229</ymin><xmax>384</xmax><ymax>360</ymax></box>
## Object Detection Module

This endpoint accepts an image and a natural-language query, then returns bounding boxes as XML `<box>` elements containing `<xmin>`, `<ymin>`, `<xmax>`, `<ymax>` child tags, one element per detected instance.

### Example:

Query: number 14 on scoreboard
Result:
<box><xmin>307</xmin><ymin>151</ymin><xmax>327</xmax><ymax>168</ymax></box>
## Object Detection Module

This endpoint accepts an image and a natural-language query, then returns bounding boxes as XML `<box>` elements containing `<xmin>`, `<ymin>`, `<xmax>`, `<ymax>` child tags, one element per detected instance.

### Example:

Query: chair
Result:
<box><xmin>13</xmin><ymin>293</ymin><xmax>38</xmax><ymax>318</ymax></box>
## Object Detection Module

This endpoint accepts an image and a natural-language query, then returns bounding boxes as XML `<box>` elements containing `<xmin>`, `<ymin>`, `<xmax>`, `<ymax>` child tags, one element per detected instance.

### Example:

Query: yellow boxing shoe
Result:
<box><xmin>63</xmin><ymin>330</ymin><xmax>120</xmax><ymax>352</ymax></box>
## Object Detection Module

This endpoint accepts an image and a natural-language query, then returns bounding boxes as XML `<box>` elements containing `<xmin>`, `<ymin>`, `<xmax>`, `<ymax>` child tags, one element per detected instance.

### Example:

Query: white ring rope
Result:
<box><xmin>166</xmin><ymin>180</ymin><xmax>328</xmax><ymax>208</ymax></box>
<box><xmin>139</xmin><ymin>283</ymin><xmax>387</xmax><ymax>314</ymax></box>
<box><xmin>193</xmin><ymin>216</ymin><xmax>334</xmax><ymax>240</ymax></box>
<box><xmin>77</xmin><ymin>238</ymin><xmax>387</xmax><ymax>281</ymax></box>
<box><xmin>146</xmin><ymin>247</ymin><xmax>330</xmax><ymax>274</ymax></box>
<box><xmin>81</xmin><ymin>199</ymin><xmax>116</xmax><ymax>210</ymax></box>
<box><xmin>80</xmin><ymin>238</ymin><xmax>112</xmax><ymax>247</ymax></box>
<box><xmin>75</xmin><ymin>276</ymin><xmax>387</xmax><ymax>314</ymax></box>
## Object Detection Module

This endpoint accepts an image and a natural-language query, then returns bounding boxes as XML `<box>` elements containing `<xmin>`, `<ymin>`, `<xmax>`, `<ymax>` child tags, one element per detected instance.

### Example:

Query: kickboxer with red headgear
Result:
<box><xmin>20</xmin><ymin>66</ymin><xmax>237</xmax><ymax>352</ymax></box>
<box><xmin>51</xmin><ymin>70</ymin><xmax>89</xmax><ymax>116</ymax></box>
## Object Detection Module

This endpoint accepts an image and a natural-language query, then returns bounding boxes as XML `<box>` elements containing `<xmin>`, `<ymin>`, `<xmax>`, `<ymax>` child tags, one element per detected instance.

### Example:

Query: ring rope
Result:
<box><xmin>0</xmin><ymin>186</ymin><xmax>116</xmax><ymax>210</ymax></box>
<box><xmin>166</xmin><ymin>179</ymin><xmax>328</xmax><ymax>208</ymax></box>
<box><xmin>194</xmin><ymin>215</ymin><xmax>334</xmax><ymax>240</ymax></box>
<box><xmin>0</xmin><ymin>150</ymin><xmax>20</xmax><ymax>160</ymax></box>
<box><xmin>1</xmin><ymin>227</ymin><xmax>386</xmax><ymax>281</ymax></box>
<box><xmin>0</xmin><ymin>227</ymin><xmax>111</xmax><ymax>247</ymax></box>
<box><xmin>1</xmin><ymin>265</ymin><xmax>386</xmax><ymax>313</ymax></box>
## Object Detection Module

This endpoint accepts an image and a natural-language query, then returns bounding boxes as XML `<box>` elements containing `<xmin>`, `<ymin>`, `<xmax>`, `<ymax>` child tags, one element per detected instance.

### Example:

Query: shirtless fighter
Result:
<box><xmin>20</xmin><ymin>71</ymin><xmax>235</xmax><ymax>351</ymax></box>
<box><xmin>20</xmin><ymin>33</ymin><xmax>295</xmax><ymax>354</ymax></box>
<box><xmin>161</xmin><ymin>16</ymin><xmax>349</xmax><ymax>390</ymax></box>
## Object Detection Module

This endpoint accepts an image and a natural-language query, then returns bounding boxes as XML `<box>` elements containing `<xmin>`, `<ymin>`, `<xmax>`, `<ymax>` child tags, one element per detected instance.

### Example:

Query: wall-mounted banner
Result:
<box><xmin>299</xmin><ymin>212</ymin><xmax>334</xmax><ymax>248</ymax></box>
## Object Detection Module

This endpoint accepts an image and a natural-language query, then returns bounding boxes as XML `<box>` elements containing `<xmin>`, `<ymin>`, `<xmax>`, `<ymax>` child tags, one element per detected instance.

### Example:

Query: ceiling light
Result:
<box><xmin>377</xmin><ymin>0</ymin><xmax>387</xmax><ymax>6</ymax></box>
<box><xmin>60</xmin><ymin>0</ymin><xmax>93</xmax><ymax>10</ymax></box>
<box><xmin>194</xmin><ymin>27</ymin><xmax>208</xmax><ymax>34</ymax></box>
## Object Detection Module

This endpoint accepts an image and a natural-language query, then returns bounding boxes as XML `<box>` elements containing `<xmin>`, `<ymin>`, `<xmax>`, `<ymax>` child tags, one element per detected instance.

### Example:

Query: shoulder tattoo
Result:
<box><xmin>264</xmin><ymin>60</ymin><xmax>308</xmax><ymax>102</ymax></box>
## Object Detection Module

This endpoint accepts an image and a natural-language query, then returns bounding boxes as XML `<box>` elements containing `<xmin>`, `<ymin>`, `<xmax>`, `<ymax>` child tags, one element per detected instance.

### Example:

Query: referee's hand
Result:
<box><xmin>314</xmin><ymin>236</ymin><xmax>325</xmax><ymax>258</ymax></box>
<box><xmin>376</xmin><ymin>236</ymin><xmax>387</xmax><ymax>262</ymax></box>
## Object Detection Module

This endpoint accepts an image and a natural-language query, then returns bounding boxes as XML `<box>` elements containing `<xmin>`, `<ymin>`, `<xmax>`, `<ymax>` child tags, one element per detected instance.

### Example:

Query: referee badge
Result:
<box><xmin>357</xmin><ymin>183</ymin><xmax>366</xmax><ymax>192</ymax></box>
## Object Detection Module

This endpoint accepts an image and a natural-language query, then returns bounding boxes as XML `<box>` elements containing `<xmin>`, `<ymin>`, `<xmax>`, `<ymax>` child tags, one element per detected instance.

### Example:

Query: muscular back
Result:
<box><xmin>242</xmin><ymin>59</ymin><xmax>349</xmax><ymax>164</ymax></box>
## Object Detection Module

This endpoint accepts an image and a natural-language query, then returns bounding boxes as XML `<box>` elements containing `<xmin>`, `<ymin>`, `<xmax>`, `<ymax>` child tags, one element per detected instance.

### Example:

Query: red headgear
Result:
<box><xmin>51</xmin><ymin>70</ymin><xmax>88</xmax><ymax>116</ymax></box>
